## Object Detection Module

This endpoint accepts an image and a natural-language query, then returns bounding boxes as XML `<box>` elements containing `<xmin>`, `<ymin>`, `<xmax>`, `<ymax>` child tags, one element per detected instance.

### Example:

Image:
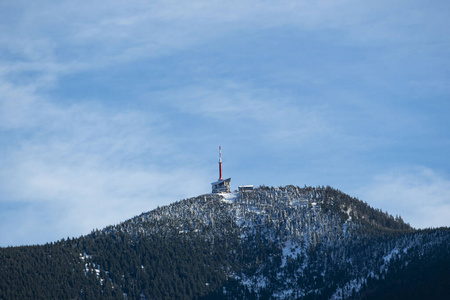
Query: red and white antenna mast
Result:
<box><xmin>219</xmin><ymin>146</ymin><xmax>223</xmax><ymax>180</ymax></box>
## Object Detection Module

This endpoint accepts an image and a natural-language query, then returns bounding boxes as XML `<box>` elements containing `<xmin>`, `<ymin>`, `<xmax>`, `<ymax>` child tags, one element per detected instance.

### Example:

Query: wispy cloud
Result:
<box><xmin>0</xmin><ymin>93</ymin><xmax>208</xmax><ymax>246</ymax></box>
<box><xmin>155</xmin><ymin>82</ymin><xmax>331</xmax><ymax>145</ymax></box>
<box><xmin>4</xmin><ymin>0</ymin><xmax>446</xmax><ymax>78</ymax></box>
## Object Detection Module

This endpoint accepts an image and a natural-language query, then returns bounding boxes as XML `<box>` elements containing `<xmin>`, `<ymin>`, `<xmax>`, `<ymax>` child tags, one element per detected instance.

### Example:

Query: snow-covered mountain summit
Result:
<box><xmin>103</xmin><ymin>185</ymin><xmax>410</xmax><ymax>242</ymax></box>
<box><xmin>87</xmin><ymin>185</ymin><xmax>447</xmax><ymax>299</ymax></box>
<box><xmin>2</xmin><ymin>185</ymin><xmax>449</xmax><ymax>299</ymax></box>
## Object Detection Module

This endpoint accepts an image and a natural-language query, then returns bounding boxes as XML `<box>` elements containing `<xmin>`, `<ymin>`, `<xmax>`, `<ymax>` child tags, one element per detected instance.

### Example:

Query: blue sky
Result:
<box><xmin>1</xmin><ymin>0</ymin><xmax>449</xmax><ymax>246</ymax></box>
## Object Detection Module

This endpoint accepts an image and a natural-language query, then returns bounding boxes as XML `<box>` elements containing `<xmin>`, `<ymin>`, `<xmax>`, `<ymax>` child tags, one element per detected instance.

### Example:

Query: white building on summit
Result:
<box><xmin>211</xmin><ymin>146</ymin><xmax>231</xmax><ymax>193</ymax></box>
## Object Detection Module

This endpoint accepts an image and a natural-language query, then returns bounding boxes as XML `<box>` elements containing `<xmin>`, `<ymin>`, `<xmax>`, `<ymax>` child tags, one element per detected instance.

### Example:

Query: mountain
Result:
<box><xmin>1</xmin><ymin>185</ymin><xmax>449</xmax><ymax>299</ymax></box>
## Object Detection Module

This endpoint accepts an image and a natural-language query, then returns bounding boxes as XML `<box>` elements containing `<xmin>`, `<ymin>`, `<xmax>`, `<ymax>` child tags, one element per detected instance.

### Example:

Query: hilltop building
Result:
<box><xmin>238</xmin><ymin>185</ymin><xmax>254</xmax><ymax>192</ymax></box>
<box><xmin>211</xmin><ymin>146</ymin><xmax>231</xmax><ymax>193</ymax></box>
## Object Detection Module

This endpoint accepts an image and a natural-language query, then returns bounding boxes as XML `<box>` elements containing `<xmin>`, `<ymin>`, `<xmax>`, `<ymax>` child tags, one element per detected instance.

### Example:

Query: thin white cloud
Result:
<box><xmin>356</xmin><ymin>167</ymin><xmax>450</xmax><ymax>229</ymax></box>
<box><xmin>0</xmin><ymin>92</ymin><xmax>209</xmax><ymax>246</ymax></box>
<box><xmin>3</xmin><ymin>0</ymin><xmax>446</xmax><ymax>80</ymax></box>
<box><xmin>154</xmin><ymin>82</ymin><xmax>331</xmax><ymax>145</ymax></box>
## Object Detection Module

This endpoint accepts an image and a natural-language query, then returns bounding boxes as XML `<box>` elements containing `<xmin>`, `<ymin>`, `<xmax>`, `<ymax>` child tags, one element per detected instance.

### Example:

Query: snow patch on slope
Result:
<box><xmin>220</xmin><ymin>192</ymin><xmax>238</xmax><ymax>203</ymax></box>
<box><xmin>281</xmin><ymin>241</ymin><xmax>304</xmax><ymax>267</ymax></box>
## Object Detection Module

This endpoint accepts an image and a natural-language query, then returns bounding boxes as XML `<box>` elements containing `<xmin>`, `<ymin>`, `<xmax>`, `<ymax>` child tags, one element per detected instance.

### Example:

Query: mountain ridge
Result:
<box><xmin>1</xmin><ymin>185</ymin><xmax>449</xmax><ymax>299</ymax></box>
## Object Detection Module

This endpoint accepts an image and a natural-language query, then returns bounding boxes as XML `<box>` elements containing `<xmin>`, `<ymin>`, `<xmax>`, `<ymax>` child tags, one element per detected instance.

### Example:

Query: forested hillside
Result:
<box><xmin>1</xmin><ymin>186</ymin><xmax>449</xmax><ymax>299</ymax></box>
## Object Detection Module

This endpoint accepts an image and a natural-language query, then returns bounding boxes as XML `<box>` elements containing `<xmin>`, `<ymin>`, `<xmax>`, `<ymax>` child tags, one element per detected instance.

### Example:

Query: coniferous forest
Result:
<box><xmin>1</xmin><ymin>186</ymin><xmax>449</xmax><ymax>299</ymax></box>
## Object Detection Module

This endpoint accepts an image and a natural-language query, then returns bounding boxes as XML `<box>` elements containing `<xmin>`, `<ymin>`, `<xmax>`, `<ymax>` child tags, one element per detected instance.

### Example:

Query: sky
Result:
<box><xmin>1</xmin><ymin>0</ymin><xmax>449</xmax><ymax>246</ymax></box>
